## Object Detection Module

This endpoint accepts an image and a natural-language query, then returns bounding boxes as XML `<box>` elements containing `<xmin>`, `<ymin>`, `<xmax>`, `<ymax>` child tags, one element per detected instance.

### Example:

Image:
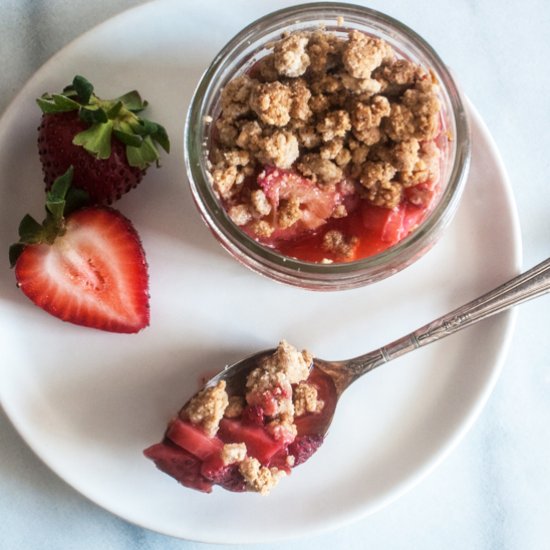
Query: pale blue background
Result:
<box><xmin>1</xmin><ymin>1</ymin><xmax>549</xmax><ymax>548</ymax></box>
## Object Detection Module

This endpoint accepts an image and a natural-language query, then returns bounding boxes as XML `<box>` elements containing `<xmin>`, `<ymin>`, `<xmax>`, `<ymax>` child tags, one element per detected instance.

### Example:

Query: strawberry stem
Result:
<box><xmin>9</xmin><ymin>166</ymin><xmax>89</xmax><ymax>267</ymax></box>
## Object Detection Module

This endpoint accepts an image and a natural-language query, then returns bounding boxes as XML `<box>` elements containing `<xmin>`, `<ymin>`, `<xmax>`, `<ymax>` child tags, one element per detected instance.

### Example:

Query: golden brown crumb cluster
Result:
<box><xmin>209</xmin><ymin>27</ymin><xmax>442</xmax><ymax>237</ymax></box>
<box><xmin>221</xmin><ymin>443</ymin><xmax>247</xmax><ymax>465</ymax></box>
<box><xmin>239</xmin><ymin>457</ymin><xmax>286</xmax><ymax>495</ymax></box>
<box><xmin>183</xmin><ymin>380</ymin><xmax>229</xmax><ymax>437</ymax></box>
<box><xmin>293</xmin><ymin>381</ymin><xmax>324</xmax><ymax>416</ymax></box>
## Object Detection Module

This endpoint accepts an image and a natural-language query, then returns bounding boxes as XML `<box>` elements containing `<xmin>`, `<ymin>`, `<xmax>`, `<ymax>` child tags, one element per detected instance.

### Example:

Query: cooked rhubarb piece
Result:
<box><xmin>218</xmin><ymin>418</ymin><xmax>285</xmax><ymax>465</ymax></box>
<box><xmin>166</xmin><ymin>418</ymin><xmax>223</xmax><ymax>460</ymax></box>
<box><xmin>143</xmin><ymin>440</ymin><xmax>213</xmax><ymax>493</ymax></box>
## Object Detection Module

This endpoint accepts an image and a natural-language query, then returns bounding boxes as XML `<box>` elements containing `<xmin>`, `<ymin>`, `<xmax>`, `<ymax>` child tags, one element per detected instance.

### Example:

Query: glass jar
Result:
<box><xmin>184</xmin><ymin>2</ymin><xmax>470</xmax><ymax>290</ymax></box>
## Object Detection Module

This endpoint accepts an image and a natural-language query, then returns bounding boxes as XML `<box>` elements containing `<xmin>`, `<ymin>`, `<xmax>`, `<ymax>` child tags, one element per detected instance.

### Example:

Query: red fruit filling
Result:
<box><xmin>143</xmin><ymin>440</ymin><xmax>213</xmax><ymax>493</ymax></box>
<box><xmin>218</xmin><ymin>418</ymin><xmax>285</xmax><ymax>465</ymax></box>
<box><xmin>288</xmin><ymin>435</ymin><xmax>324</xmax><ymax>466</ymax></box>
<box><xmin>166</xmin><ymin>418</ymin><xmax>223</xmax><ymax>460</ymax></box>
<box><xmin>254</xmin><ymin>166</ymin><xmax>346</xmax><ymax>240</ymax></box>
<box><xmin>200</xmin><ymin>453</ymin><xmax>247</xmax><ymax>492</ymax></box>
<box><xmin>241</xmin><ymin>404</ymin><xmax>265</xmax><ymax>426</ymax></box>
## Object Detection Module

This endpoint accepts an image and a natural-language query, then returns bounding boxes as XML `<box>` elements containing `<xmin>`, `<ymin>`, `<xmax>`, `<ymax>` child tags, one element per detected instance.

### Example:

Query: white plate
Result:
<box><xmin>0</xmin><ymin>0</ymin><xmax>521</xmax><ymax>544</ymax></box>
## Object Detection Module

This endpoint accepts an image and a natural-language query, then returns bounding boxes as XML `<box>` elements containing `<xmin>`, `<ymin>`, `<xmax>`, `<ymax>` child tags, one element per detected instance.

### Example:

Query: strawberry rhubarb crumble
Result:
<box><xmin>144</xmin><ymin>341</ymin><xmax>336</xmax><ymax>495</ymax></box>
<box><xmin>207</xmin><ymin>27</ymin><xmax>447</xmax><ymax>262</ymax></box>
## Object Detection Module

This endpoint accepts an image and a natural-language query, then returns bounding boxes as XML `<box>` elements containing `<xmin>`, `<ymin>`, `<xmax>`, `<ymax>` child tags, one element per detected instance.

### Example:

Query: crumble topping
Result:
<box><xmin>358</xmin><ymin>160</ymin><xmax>401</xmax><ymax>208</ymax></box>
<box><xmin>274</xmin><ymin>33</ymin><xmax>311</xmax><ymax>77</ymax></box>
<box><xmin>257</xmin><ymin>130</ymin><xmax>299</xmax><ymax>169</ymax></box>
<box><xmin>342</xmin><ymin>30</ymin><xmax>393</xmax><ymax>79</ymax></box>
<box><xmin>221</xmin><ymin>442</ymin><xmax>247</xmax><ymax>465</ymax></box>
<box><xmin>245</xmin><ymin>340</ymin><xmax>312</xmax><ymax>417</ymax></box>
<box><xmin>322</xmin><ymin>229</ymin><xmax>358</xmax><ymax>259</ymax></box>
<box><xmin>182</xmin><ymin>380</ymin><xmax>229</xmax><ymax>437</ymax></box>
<box><xmin>266</xmin><ymin>414</ymin><xmax>298</xmax><ymax>444</ymax></box>
<box><xmin>184</xmin><ymin>342</ymin><xmax>315</xmax><ymax>494</ymax></box>
<box><xmin>250</xmin><ymin>81</ymin><xmax>293</xmax><ymax>126</ymax></box>
<box><xmin>208</xmin><ymin>27</ymin><xmax>443</xmax><ymax>241</ymax></box>
<box><xmin>224</xmin><ymin>395</ymin><xmax>245</xmax><ymax>418</ymax></box>
<box><xmin>239</xmin><ymin>457</ymin><xmax>286</xmax><ymax>495</ymax></box>
<box><xmin>293</xmin><ymin>382</ymin><xmax>324</xmax><ymax>417</ymax></box>
<box><xmin>261</xmin><ymin>340</ymin><xmax>313</xmax><ymax>384</ymax></box>
<box><xmin>228</xmin><ymin>203</ymin><xmax>252</xmax><ymax>226</ymax></box>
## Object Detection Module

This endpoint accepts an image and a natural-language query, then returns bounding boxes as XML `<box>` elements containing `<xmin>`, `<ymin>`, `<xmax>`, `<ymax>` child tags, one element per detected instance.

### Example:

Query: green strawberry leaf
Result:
<box><xmin>117</xmin><ymin>90</ymin><xmax>146</xmax><ymax>112</ymax></box>
<box><xmin>18</xmin><ymin>214</ymin><xmax>45</xmax><ymax>243</ymax></box>
<box><xmin>9</xmin><ymin>243</ymin><xmax>26</xmax><ymax>268</ymax></box>
<box><xmin>48</xmin><ymin>165</ymin><xmax>74</xmax><ymax>201</ymax></box>
<box><xmin>107</xmin><ymin>101</ymin><xmax>123</xmax><ymax>118</ymax></box>
<box><xmin>36</xmin><ymin>94</ymin><xmax>80</xmax><ymax>114</ymax></box>
<box><xmin>72</xmin><ymin>75</ymin><xmax>94</xmax><ymax>104</ymax></box>
<box><xmin>73</xmin><ymin>121</ymin><xmax>113</xmax><ymax>159</ymax></box>
<box><xmin>9</xmin><ymin>167</ymin><xmax>90</xmax><ymax>267</ymax></box>
<box><xmin>152</xmin><ymin>123</ymin><xmax>170</xmax><ymax>153</ymax></box>
<box><xmin>64</xmin><ymin>187</ymin><xmax>89</xmax><ymax>216</ymax></box>
<box><xmin>134</xmin><ymin>118</ymin><xmax>157</xmax><ymax>135</ymax></box>
<box><xmin>113</xmin><ymin>129</ymin><xmax>143</xmax><ymax>147</ymax></box>
<box><xmin>46</xmin><ymin>166</ymin><xmax>89</xmax><ymax>218</ymax></box>
<box><xmin>79</xmin><ymin>106</ymin><xmax>108</xmax><ymax>125</ymax></box>
<box><xmin>36</xmin><ymin>97</ymin><xmax>62</xmax><ymax>114</ymax></box>
<box><xmin>126</xmin><ymin>136</ymin><xmax>160</xmax><ymax>169</ymax></box>
<box><xmin>46</xmin><ymin>198</ymin><xmax>66</xmax><ymax>222</ymax></box>
<box><xmin>133</xmin><ymin>118</ymin><xmax>170</xmax><ymax>153</ymax></box>
<box><xmin>53</xmin><ymin>94</ymin><xmax>82</xmax><ymax>111</ymax></box>
<box><xmin>45</xmin><ymin>166</ymin><xmax>78</xmax><ymax>228</ymax></box>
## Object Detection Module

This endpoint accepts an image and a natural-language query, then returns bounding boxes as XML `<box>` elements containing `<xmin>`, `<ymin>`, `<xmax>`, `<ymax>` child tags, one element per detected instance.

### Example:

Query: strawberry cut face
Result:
<box><xmin>14</xmin><ymin>207</ymin><xmax>149</xmax><ymax>333</ymax></box>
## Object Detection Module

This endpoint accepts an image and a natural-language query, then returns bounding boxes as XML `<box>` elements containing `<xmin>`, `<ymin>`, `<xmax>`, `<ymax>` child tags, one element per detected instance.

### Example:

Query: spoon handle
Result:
<box><xmin>344</xmin><ymin>257</ymin><xmax>550</xmax><ymax>384</ymax></box>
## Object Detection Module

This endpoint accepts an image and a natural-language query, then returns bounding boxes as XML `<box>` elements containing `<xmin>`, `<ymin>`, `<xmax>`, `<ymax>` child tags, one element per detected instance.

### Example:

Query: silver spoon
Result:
<box><xmin>205</xmin><ymin>257</ymin><xmax>550</xmax><ymax>435</ymax></box>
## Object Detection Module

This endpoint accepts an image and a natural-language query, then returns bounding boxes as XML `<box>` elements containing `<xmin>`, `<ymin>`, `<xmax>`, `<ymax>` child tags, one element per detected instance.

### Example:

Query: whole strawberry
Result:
<box><xmin>37</xmin><ymin>75</ymin><xmax>170</xmax><ymax>204</ymax></box>
<box><xmin>10</xmin><ymin>167</ymin><xmax>150</xmax><ymax>333</ymax></box>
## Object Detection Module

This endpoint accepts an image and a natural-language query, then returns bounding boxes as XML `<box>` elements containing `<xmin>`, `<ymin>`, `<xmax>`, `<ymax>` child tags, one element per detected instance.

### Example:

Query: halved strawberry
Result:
<box><xmin>37</xmin><ymin>75</ymin><xmax>170</xmax><ymax>204</ymax></box>
<box><xmin>143</xmin><ymin>440</ymin><xmax>213</xmax><ymax>493</ymax></box>
<box><xmin>218</xmin><ymin>418</ymin><xmax>285</xmax><ymax>465</ymax></box>
<box><xmin>166</xmin><ymin>418</ymin><xmax>223</xmax><ymax>461</ymax></box>
<box><xmin>9</xmin><ymin>167</ymin><xmax>149</xmax><ymax>333</ymax></box>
